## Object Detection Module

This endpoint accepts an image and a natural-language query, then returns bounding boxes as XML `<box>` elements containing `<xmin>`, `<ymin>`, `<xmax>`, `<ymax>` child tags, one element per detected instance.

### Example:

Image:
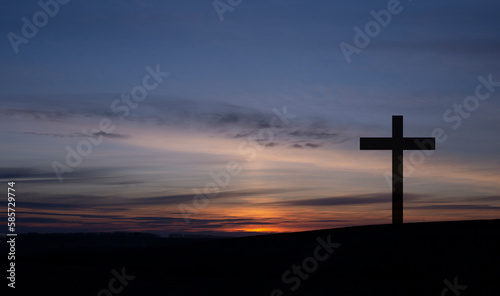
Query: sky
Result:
<box><xmin>1</xmin><ymin>0</ymin><xmax>500</xmax><ymax>236</ymax></box>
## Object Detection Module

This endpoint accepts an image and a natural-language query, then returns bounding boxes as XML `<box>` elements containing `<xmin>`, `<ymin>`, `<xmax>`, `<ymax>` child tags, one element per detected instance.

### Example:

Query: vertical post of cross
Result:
<box><xmin>392</xmin><ymin>116</ymin><xmax>403</xmax><ymax>224</ymax></box>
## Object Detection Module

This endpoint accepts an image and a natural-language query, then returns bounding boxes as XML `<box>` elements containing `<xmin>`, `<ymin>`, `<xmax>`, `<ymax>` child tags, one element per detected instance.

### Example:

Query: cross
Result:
<box><xmin>360</xmin><ymin>115</ymin><xmax>435</xmax><ymax>224</ymax></box>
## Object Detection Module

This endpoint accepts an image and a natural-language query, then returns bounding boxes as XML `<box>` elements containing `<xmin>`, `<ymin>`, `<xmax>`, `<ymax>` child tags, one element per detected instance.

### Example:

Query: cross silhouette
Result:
<box><xmin>360</xmin><ymin>115</ymin><xmax>435</xmax><ymax>224</ymax></box>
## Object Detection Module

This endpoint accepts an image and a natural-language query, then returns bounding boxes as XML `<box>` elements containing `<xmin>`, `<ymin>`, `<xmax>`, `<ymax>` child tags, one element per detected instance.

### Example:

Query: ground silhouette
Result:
<box><xmin>3</xmin><ymin>219</ymin><xmax>499</xmax><ymax>295</ymax></box>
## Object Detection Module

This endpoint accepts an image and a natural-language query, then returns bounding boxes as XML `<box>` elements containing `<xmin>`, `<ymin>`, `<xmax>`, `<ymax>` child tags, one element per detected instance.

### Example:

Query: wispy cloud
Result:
<box><xmin>411</xmin><ymin>204</ymin><xmax>500</xmax><ymax>210</ymax></box>
<box><xmin>272</xmin><ymin>193</ymin><xmax>425</xmax><ymax>207</ymax></box>
<box><xmin>2</xmin><ymin>95</ymin><xmax>351</xmax><ymax>149</ymax></box>
<box><xmin>23</xmin><ymin>131</ymin><xmax>130</xmax><ymax>139</ymax></box>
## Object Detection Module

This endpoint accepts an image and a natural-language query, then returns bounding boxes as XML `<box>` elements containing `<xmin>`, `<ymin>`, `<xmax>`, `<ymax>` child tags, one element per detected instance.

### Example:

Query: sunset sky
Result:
<box><xmin>1</xmin><ymin>0</ymin><xmax>500</xmax><ymax>236</ymax></box>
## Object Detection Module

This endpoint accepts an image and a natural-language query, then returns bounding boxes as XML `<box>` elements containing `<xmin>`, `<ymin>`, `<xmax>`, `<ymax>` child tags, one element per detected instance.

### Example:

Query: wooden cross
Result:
<box><xmin>360</xmin><ymin>115</ymin><xmax>435</xmax><ymax>224</ymax></box>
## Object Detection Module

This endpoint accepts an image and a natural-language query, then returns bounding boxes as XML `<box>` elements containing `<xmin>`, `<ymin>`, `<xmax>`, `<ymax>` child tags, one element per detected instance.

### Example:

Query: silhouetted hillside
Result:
<box><xmin>3</xmin><ymin>219</ymin><xmax>499</xmax><ymax>295</ymax></box>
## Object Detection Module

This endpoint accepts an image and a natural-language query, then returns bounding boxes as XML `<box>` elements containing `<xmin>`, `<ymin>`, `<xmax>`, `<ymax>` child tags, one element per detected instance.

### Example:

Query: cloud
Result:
<box><xmin>0</xmin><ymin>108</ymin><xmax>69</xmax><ymax>121</ymax></box>
<box><xmin>18</xmin><ymin>188</ymin><xmax>312</xmax><ymax>210</ymax></box>
<box><xmin>23</xmin><ymin>131</ymin><xmax>130</xmax><ymax>139</ymax></box>
<box><xmin>474</xmin><ymin>195</ymin><xmax>500</xmax><ymax>202</ymax></box>
<box><xmin>275</xmin><ymin>193</ymin><xmax>424</xmax><ymax>207</ymax></box>
<box><xmin>305</xmin><ymin>143</ymin><xmax>321</xmax><ymax>148</ymax></box>
<box><xmin>0</xmin><ymin>168</ymin><xmax>40</xmax><ymax>179</ymax></box>
<box><xmin>288</xmin><ymin>143</ymin><xmax>322</xmax><ymax>149</ymax></box>
<box><xmin>21</xmin><ymin>202</ymin><xmax>93</xmax><ymax>211</ymax></box>
<box><xmin>21</xmin><ymin>210</ymin><xmax>279</xmax><ymax>230</ymax></box>
<box><xmin>289</xmin><ymin>130</ymin><xmax>339</xmax><ymax>139</ymax></box>
<box><xmin>411</xmin><ymin>204</ymin><xmax>500</xmax><ymax>210</ymax></box>
<box><xmin>20</xmin><ymin>217</ymin><xmax>66</xmax><ymax>224</ymax></box>
<box><xmin>0</xmin><ymin>166</ymin><xmax>132</xmax><ymax>184</ymax></box>
<box><xmin>2</xmin><ymin>95</ymin><xmax>349</xmax><ymax>148</ymax></box>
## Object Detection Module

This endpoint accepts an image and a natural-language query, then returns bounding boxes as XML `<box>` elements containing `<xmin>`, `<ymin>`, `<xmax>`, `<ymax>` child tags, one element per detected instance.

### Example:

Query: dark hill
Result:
<box><xmin>3</xmin><ymin>219</ymin><xmax>499</xmax><ymax>295</ymax></box>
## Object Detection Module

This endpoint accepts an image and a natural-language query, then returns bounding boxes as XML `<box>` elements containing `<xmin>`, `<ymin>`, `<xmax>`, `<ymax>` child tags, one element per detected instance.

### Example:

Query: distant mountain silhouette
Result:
<box><xmin>3</xmin><ymin>219</ymin><xmax>499</xmax><ymax>295</ymax></box>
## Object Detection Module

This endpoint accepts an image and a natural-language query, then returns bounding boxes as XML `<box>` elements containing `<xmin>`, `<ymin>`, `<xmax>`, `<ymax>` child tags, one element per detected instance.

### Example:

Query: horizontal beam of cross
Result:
<box><xmin>360</xmin><ymin>137</ymin><xmax>435</xmax><ymax>151</ymax></box>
